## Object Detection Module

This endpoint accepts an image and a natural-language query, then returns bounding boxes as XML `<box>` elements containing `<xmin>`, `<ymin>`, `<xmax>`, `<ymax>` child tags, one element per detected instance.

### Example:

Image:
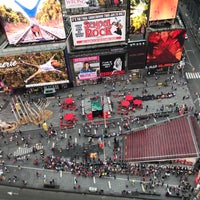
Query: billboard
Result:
<box><xmin>100</xmin><ymin>54</ymin><xmax>125</xmax><ymax>76</ymax></box>
<box><xmin>70</xmin><ymin>11</ymin><xmax>126</xmax><ymax>46</ymax></box>
<box><xmin>129</xmin><ymin>0</ymin><xmax>149</xmax><ymax>35</ymax></box>
<box><xmin>65</xmin><ymin>0</ymin><xmax>122</xmax><ymax>9</ymax></box>
<box><xmin>146</xmin><ymin>29</ymin><xmax>186</xmax><ymax>65</ymax></box>
<box><xmin>128</xmin><ymin>41</ymin><xmax>147</xmax><ymax>69</ymax></box>
<box><xmin>0</xmin><ymin>0</ymin><xmax>66</xmax><ymax>45</ymax></box>
<box><xmin>73</xmin><ymin>56</ymin><xmax>100</xmax><ymax>81</ymax></box>
<box><xmin>65</xmin><ymin>0</ymin><xmax>89</xmax><ymax>8</ymax></box>
<box><xmin>149</xmin><ymin>0</ymin><xmax>178</xmax><ymax>21</ymax></box>
<box><xmin>0</xmin><ymin>50</ymin><xmax>68</xmax><ymax>88</ymax></box>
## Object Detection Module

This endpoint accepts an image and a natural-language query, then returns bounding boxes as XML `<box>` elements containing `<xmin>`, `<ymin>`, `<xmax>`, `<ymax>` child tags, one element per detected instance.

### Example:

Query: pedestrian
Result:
<box><xmin>145</xmin><ymin>105</ymin><xmax>148</xmax><ymax>112</ymax></box>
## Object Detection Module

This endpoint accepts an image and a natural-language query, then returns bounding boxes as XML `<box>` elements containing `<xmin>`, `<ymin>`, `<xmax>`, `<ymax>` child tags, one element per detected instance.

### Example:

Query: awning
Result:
<box><xmin>64</xmin><ymin>113</ymin><xmax>75</xmax><ymax>121</ymax></box>
<box><xmin>65</xmin><ymin>98</ymin><xmax>74</xmax><ymax>105</ymax></box>
<box><xmin>121</xmin><ymin>100</ymin><xmax>130</xmax><ymax>107</ymax></box>
<box><xmin>125</xmin><ymin>94</ymin><xmax>134</xmax><ymax>101</ymax></box>
<box><xmin>133</xmin><ymin>99</ymin><xmax>142</xmax><ymax>105</ymax></box>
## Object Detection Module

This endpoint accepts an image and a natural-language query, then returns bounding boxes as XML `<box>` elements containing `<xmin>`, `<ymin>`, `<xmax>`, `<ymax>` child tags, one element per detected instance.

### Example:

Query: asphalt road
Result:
<box><xmin>0</xmin><ymin>185</ymin><xmax>147</xmax><ymax>200</ymax></box>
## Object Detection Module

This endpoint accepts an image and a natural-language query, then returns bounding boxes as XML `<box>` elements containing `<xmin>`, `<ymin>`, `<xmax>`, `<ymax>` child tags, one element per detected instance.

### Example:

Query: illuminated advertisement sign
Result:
<box><xmin>73</xmin><ymin>56</ymin><xmax>100</xmax><ymax>81</ymax></box>
<box><xmin>0</xmin><ymin>0</ymin><xmax>66</xmax><ymax>45</ymax></box>
<box><xmin>146</xmin><ymin>29</ymin><xmax>186</xmax><ymax>65</ymax></box>
<box><xmin>128</xmin><ymin>42</ymin><xmax>147</xmax><ymax>69</ymax></box>
<box><xmin>65</xmin><ymin>0</ymin><xmax>122</xmax><ymax>9</ymax></box>
<box><xmin>0</xmin><ymin>50</ymin><xmax>68</xmax><ymax>88</ymax></box>
<box><xmin>129</xmin><ymin>0</ymin><xmax>149</xmax><ymax>35</ymax></box>
<box><xmin>149</xmin><ymin>0</ymin><xmax>178</xmax><ymax>21</ymax></box>
<box><xmin>100</xmin><ymin>54</ymin><xmax>125</xmax><ymax>76</ymax></box>
<box><xmin>65</xmin><ymin>0</ymin><xmax>89</xmax><ymax>8</ymax></box>
<box><xmin>70</xmin><ymin>11</ymin><xmax>126</xmax><ymax>46</ymax></box>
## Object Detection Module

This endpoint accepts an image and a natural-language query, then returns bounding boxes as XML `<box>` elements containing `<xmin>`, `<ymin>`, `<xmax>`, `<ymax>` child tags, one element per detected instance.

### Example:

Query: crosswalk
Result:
<box><xmin>14</xmin><ymin>143</ymin><xmax>44</xmax><ymax>157</ymax></box>
<box><xmin>185</xmin><ymin>72</ymin><xmax>200</xmax><ymax>79</ymax></box>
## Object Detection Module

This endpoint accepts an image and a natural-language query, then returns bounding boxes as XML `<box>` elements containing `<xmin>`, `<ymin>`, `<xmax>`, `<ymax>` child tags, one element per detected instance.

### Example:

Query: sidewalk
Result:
<box><xmin>0</xmin><ymin>71</ymin><xmax>198</xmax><ymax>199</ymax></box>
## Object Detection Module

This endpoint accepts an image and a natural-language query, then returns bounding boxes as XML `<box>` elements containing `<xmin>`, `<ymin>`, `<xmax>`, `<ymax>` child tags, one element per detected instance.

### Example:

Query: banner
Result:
<box><xmin>0</xmin><ymin>0</ymin><xmax>66</xmax><ymax>45</ymax></box>
<box><xmin>70</xmin><ymin>11</ymin><xmax>126</xmax><ymax>46</ymax></box>
<box><xmin>72</xmin><ymin>56</ymin><xmax>100</xmax><ymax>81</ymax></box>
<box><xmin>100</xmin><ymin>54</ymin><xmax>125</xmax><ymax>76</ymax></box>
<box><xmin>0</xmin><ymin>50</ymin><xmax>68</xmax><ymax>88</ymax></box>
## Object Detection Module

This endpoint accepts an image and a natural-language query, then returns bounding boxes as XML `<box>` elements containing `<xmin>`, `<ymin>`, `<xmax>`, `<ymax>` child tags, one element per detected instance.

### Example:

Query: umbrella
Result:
<box><xmin>133</xmin><ymin>99</ymin><xmax>142</xmax><ymax>105</ymax></box>
<box><xmin>65</xmin><ymin>98</ymin><xmax>74</xmax><ymax>105</ymax></box>
<box><xmin>121</xmin><ymin>100</ymin><xmax>130</xmax><ymax>107</ymax></box>
<box><xmin>125</xmin><ymin>94</ymin><xmax>134</xmax><ymax>101</ymax></box>
<box><xmin>64</xmin><ymin>113</ymin><xmax>75</xmax><ymax>121</ymax></box>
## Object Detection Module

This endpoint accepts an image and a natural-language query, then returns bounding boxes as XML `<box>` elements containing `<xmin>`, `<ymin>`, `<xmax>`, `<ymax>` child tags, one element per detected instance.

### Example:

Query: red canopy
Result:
<box><xmin>133</xmin><ymin>99</ymin><xmax>142</xmax><ymax>105</ymax></box>
<box><xmin>125</xmin><ymin>94</ymin><xmax>134</xmax><ymax>101</ymax></box>
<box><xmin>121</xmin><ymin>100</ymin><xmax>130</xmax><ymax>107</ymax></box>
<box><xmin>64</xmin><ymin>113</ymin><xmax>75</xmax><ymax>121</ymax></box>
<box><xmin>65</xmin><ymin>98</ymin><xmax>74</xmax><ymax>105</ymax></box>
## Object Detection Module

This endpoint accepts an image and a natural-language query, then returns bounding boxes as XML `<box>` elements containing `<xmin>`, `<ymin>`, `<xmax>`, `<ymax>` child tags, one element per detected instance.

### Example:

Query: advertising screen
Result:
<box><xmin>146</xmin><ymin>29</ymin><xmax>186</xmax><ymax>65</ymax></box>
<box><xmin>0</xmin><ymin>50</ymin><xmax>68</xmax><ymax>88</ymax></box>
<box><xmin>65</xmin><ymin>0</ymin><xmax>123</xmax><ymax>9</ymax></box>
<box><xmin>0</xmin><ymin>0</ymin><xmax>66</xmax><ymax>45</ymax></box>
<box><xmin>73</xmin><ymin>56</ymin><xmax>100</xmax><ymax>81</ymax></box>
<box><xmin>65</xmin><ymin>0</ymin><xmax>89</xmax><ymax>8</ymax></box>
<box><xmin>100</xmin><ymin>54</ymin><xmax>125</xmax><ymax>76</ymax></box>
<box><xmin>128</xmin><ymin>43</ymin><xmax>147</xmax><ymax>69</ymax></box>
<box><xmin>129</xmin><ymin>0</ymin><xmax>149</xmax><ymax>35</ymax></box>
<box><xmin>70</xmin><ymin>11</ymin><xmax>126</xmax><ymax>46</ymax></box>
<box><xmin>149</xmin><ymin>0</ymin><xmax>178</xmax><ymax>21</ymax></box>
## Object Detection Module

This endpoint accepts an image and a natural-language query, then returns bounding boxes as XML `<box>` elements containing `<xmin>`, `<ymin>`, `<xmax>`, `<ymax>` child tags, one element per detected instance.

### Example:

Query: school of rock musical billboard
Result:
<box><xmin>149</xmin><ymin>0</ymin><xmax>178</xmax><ymax>21</ymax></box>
<box><xmin>72</xmin><ymin>54</ymin><xmax>125</xmax><ymax>82</ymax></box>
<box><xmin>0</xmin><ymin>0</ymin><xmax>66</xmax><ymax>45</ymax></box>
<box><xmin>0</xmin><ymin>50</ymin><xmax>68</xmax><ymax>88</ymax></box>
<box><xmin>146</xmin><ymin>29</ymin><xmax>186</xmax><ymax>65</ymax></box>
<box><xmin>70</xmin><ymin>11</ymin><xmax>126</xmax><ymax>46</ymax></box>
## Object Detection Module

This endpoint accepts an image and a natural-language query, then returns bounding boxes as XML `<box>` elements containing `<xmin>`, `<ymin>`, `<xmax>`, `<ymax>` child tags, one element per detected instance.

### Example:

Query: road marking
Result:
<box><xmin>185</xmin><ymin>72</ymin><xmax>200</xmax><ymax>79</ymax></box>
<box><xmin>108</xmin><ymin>181</ymin><xmax>111</xmax><ymax>189</ymax></box>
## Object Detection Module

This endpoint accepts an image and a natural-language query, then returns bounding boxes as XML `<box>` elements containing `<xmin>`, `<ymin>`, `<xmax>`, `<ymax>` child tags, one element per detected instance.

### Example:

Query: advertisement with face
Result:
<box><xmin>149</xmin><ymin>0</ymin><xmax>178</xmax><ymax>21</ymax></box>
<box><xmin>70</xmin><ymin>11</ymin><xmax>126</xmax><ymax>46</ymax></box>
<box><xmin>0</xmin><ymin>50</ymin><xmax>68</xmax><ymax>88</ymax></box>
<box><xmin>146</xmin><ymin>29</ymin><xmax>186</xmax><ymax>65</ymax></box>
<box><xmin>0</xmin><ymin>0</ymin><xmax>66</xmax><ymax>45</ymax></box>
<box><xmin>100</xmin><ymin>54</ymin><xmax>125</xmax><ymax>76</ymax></box>
<box><xmin>73</xmin><ymin>56</ymin><xmax>100</xmax><ymax>81</ymax></box>
<box><xmin>129</xmin><ymin>0</ymin><xmax>149</xmax><ymax>35</ymax></box>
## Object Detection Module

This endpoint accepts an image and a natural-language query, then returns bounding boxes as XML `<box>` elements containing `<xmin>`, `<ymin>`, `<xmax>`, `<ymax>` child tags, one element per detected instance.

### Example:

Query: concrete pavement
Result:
<box><xmin>0</xmin><ymin>70</ymin><xmax>199</xmax><ymax>199</ymax></box>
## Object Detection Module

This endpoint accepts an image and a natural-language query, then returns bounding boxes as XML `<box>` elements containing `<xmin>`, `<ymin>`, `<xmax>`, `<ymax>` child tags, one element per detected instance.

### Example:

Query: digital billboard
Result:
<box><xmin>128</xmin><ymin>41</ymin><xmax>147</xmax><ymax>69</ymax></box>
<box><xmin>149</xmin><ymin>0</ymin><xmax>178</xmax><ymax>21</ymax></box>
<box><xmin>0</xmin><ymin>0</ymin><xmax>66</xmax><ymax>45</ymax></box>
<box><xmin>146</xmin><ymin>29</ymin><xmax>186</xmax><ymax>65</ymax></box>
<box><xmin>129</xmin><ymin>0</ymin><xmax>149</xmax><ymax>35</ymax></box>
<box><xmin>100</xmin><ymin>54</ymin><xmax>125</xmax><ymax>76</ymax></box>
<box><xmin>73</xmin><ymin>56</ymin><xmax>100</xmax><ymax>81</ymax></box>
<box><xmin>65</xmin><ymin>0</ymin><xmax>122</xmax><ymax>9</ymax></box>
<box><xmin>0</xmin><ymin>50</ymin><xmax>68</xmax><ymax>88</ymax></box>
<box><xmin>70</xmin><ymin>11</ymin><xmax>126</xmax><ymax>46</ymax></box>
<box><xmin>65</xmin><ymin>0</ymin><xmax>89</xmax><ymax>8</ymax></box>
